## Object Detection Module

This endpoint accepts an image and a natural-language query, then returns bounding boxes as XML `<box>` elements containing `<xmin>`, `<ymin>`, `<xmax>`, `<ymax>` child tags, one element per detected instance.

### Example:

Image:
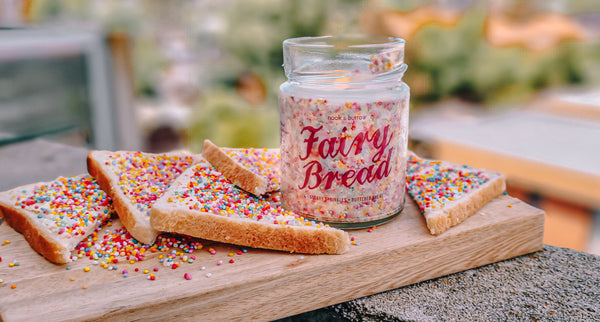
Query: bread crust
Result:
<box><xmin>202</xmin><ymin>140</ymin><xmax>268</xmax><ymax>195</ymax></box>
<box><xmin>0</xmin><ymin>199</ymin><xmax>69</xmax><ymax>263</ymax></box>
<box><xmin>87</xmin><ymin>151</ymin><xmax>157</xmax><ymax>244</ymax></box>
<box><xmin>425</xmin><ymin>175</ymin><xmax>506</xmax><ymax>235</ymax></box>
<box><xmin>151</xmin><ymin>205</ymin><xmax>349</xmax><ymax>254</ymax></box>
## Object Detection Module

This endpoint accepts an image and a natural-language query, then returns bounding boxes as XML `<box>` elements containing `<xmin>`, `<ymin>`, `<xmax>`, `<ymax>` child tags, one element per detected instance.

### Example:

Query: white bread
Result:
<box><xmin>87</xmin><ymin>150</ymin><xmax>203</xmax><ymax>244</ymax></box>
<box><xmin>0</xmin><ymin>175</ymin><xmax>114</xmax><ymax>264</ymax></box>
<box><xmin>150</xmin><ymin>158</ymin><xmax>349</xmax><ymax>254</ymax></box>
<box><xmin>406</xmin><ymin>152</ymin><xmax>506</xmax><ymax>235</ymax></box>
<box><xmin>201</xmin><ymin>139</ymin><xmax>280</xmax><ymax>195</ymax></box>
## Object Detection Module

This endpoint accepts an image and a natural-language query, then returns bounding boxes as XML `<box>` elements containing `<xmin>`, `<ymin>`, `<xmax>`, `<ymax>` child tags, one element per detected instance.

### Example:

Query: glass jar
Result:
<box><xmin>279</xmin><ymin>36</ymin><xmax>410</xmax><ymax>228</ymax></box>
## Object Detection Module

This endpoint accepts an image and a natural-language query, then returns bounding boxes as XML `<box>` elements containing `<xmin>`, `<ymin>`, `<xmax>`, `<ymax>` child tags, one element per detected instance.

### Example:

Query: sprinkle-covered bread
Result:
<box><xmin>406</xmin><ymin>152</ymin><xmax>506</xmax><ymax>235</ymax></box>
<box><xmin>201</xmin><ymin>139</ymin><xmax>280</xmax><ymax>195</ymax></box>
<box><xmin>87</xmin><ymin>150</ymin><xmax>203</xmax><ymax>244</ymax></box>
<box><xmin>150</xmin><ymin>158</ymin><xmax>349</xmax><ymax>254</ymax></box>
<box><xmin>0</xmin><ymin>175</ymin><xmax>114</xmax><ymax>264</ymax></box>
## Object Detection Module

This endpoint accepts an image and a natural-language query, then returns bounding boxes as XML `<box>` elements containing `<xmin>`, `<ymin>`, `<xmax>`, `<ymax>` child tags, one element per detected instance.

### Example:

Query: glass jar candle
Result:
<box><xmin>279</xmin><ymin>36</ymin><xmax>410</xmax><ymax>228</ymax></box>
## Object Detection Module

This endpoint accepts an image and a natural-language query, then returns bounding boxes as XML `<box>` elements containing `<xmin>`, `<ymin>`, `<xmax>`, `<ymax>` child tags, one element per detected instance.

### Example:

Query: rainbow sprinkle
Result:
<box><xmin>105</xmin><ymin>152</ymin><xmax>197</xmax><ymax>216</ymax></box>
<box><xmin>368</xmin><ymin>52</ymin><xmax>396</xmax><ymax>73</ymax></box>
<box><xmin>406</xmin><ymin>154</ymin><xmax>492</xmax><ymax>213</ymax></box>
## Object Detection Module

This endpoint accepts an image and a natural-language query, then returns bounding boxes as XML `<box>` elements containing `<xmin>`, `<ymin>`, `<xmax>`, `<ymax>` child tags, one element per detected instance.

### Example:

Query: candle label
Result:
<box><xmin>279</xmin><ymin>95</ymin><xmax>408</xmax><ymax>223</ymax></box>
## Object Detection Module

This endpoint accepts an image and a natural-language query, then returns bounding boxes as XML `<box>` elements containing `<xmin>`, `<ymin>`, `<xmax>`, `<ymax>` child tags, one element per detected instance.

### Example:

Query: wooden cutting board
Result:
<box><xmin>0</xmin><ymin>194</ymin><xmax>544</xmax><ymax>321</ymax></box>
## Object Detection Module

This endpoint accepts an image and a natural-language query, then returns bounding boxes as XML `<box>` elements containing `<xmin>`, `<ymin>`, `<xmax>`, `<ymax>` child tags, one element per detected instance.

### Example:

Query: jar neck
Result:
<box><xmin>286</xmin><ymin>64</ymin><xmax>407</xmax><ymax>88</ymax></box>
<box><xmin>283</xmin><ymin>36</ymin><xmax>407</xmax><ymax>88</ymax></box>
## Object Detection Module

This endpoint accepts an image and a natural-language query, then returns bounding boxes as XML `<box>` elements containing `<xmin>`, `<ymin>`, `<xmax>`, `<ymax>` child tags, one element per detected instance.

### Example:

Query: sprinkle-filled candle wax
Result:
<box><xmin>279</xmin><ymin>36</ymin><xmax>410</xmax><ymax>228</ymax></box>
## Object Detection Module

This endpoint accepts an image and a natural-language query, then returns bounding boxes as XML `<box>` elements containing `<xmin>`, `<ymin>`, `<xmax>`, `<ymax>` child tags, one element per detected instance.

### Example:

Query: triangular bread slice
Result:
<box><xmin>87</xmin><ymin>150</ymin><xmax>203</xmax><ymax>244</ymax></box>
<box><xmin>0</xmin><ymin>175</ymin><xmax>114</xmax><ymax>264</ymax></box>
<box><xmin>406</xmin><ymin>152</ymin><xmax>506</xmax><ymax>235</ymax></box>
<box><xmin>201</xmin><ymin>139</ymin><xmax>280</xmax><ymax>195</ymax></box>
<box><xmin>150</xmin><ymin>158</ymin><xmax>349</xmax><ymax>254</ymax></box>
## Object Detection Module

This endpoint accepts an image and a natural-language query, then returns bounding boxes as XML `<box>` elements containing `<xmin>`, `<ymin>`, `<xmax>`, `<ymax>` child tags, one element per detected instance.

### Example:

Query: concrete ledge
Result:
<box><xmin>284</xmin><ymin>245</ymin><xmax>599</xmax><ymax>321</ymax></box>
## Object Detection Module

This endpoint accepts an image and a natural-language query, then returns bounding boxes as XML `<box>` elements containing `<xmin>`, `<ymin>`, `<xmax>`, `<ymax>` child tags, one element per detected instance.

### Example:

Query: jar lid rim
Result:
<box><xmin>283</xmin><ymin>35</ymin><xmax>405</xmax><ymax>49</ymax></box>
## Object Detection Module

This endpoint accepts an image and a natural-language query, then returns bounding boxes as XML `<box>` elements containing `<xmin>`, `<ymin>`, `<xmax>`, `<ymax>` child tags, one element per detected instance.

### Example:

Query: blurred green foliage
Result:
<box><xmin>29</xmin><ymin>0</ymin><xmax>600</xmax><ymax>150</ymax></box>
<box><xmin>187</xmin><ymin>90</ymin><xmax>280</xmax><ymax>150</ymax></box>
<box><xmin>405</xmin><ymin>8</ymin><xmax>600</xmax><ymax>106</ymax></box>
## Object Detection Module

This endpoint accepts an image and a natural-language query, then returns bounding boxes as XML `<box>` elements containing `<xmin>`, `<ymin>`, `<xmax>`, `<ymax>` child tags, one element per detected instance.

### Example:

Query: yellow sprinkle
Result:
<box><xmin>143</xmin><ymin>269</ymin><xmax>150</xmax><ymax>274</ymax></box>
<box><xmin>130</xmin><ymin>260</ymin><xmax>135</xmax><ymax>265</ymax></box>
<box><xmin>9</xmin><ymin>263</ymin><xmax>14</xmax><ymax>268</ymax></box>
<box><xmin>83</xmin><ymin>266</ymin><xmax>91</xmax><ymax>272</ymax></box>
<box><xmin>1</xmin><ymin>240</ymin><xmax>10</xmax><ymax>246</ymax></box>
<box><xmin>508</xmin><ymin>204</ymin><xmax>513</xmax><ymax>208</ymax></box>
<box><xmin>82</xmin><ymin>285</ymin><xmax>88</xmax><ymax>290</ymax></box>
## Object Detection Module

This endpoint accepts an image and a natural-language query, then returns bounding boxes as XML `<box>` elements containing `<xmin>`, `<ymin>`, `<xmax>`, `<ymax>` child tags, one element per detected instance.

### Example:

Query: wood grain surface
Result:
<box><xmin>0</xmin><ymin>195</ymin><xmax>544</xmax><ymax>321</ymax></box>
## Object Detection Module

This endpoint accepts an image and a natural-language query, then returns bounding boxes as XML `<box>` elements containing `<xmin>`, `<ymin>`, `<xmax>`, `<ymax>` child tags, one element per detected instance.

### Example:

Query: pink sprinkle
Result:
<box><xmin>184</xmin><ymin>273</ymin><xmax>192</xmax><ymax>280</ymax></box>
<box><xmin>217</xmin><ymin>260</ymin><xmax>223</xmax><ymax>265</ymax></box>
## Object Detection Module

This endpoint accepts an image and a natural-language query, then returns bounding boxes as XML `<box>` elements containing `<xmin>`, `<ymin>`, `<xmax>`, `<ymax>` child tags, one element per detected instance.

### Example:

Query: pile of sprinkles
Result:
<box><xmin>74</xmin><ymin>223</ymin><xmax>206</xmax><ymax>268</ymax></box>
<box><xmin>0</xmin><ymin>219</ymin><xmax>244</xmax><ymax>287</ymax></box>
<box><xmin>222</xmin><ymin>147</ymin><xmax>281</xmax><ymax>192</ymax></box>
<box><xmin>105</xmin><ymin>151</ymin><xmax>196</xmax><ymax>216</ymax></box>
<box><xmin>405</xmin><ymin>154</ymin><xmax>492</xmax><ymax>213</ymax></box>
<box><xmin>167</xmin><ymin>160</ymin><xmax>328</xmax><ymax>228</ymax></box>
<box><xmin>11</xmin><ymin>175</ymin><xmax>113</xmax><ymax>236</ymax></box>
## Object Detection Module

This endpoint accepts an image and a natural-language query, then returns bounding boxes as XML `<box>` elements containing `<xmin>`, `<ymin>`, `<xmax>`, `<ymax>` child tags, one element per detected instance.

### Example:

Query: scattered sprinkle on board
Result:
<box><xmin>0</xmin><ymin>195</ymin><xmax>543</xmax><ymax>321</ymax></box>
